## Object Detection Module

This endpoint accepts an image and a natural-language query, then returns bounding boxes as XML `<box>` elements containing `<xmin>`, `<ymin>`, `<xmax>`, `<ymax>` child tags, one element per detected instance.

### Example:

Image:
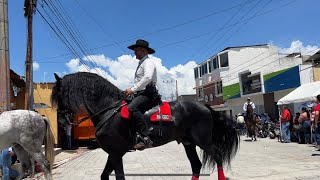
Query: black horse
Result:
<box><xmin>51</xmin><ymin>72</ymin><xmax>239</xmax><ymax>180</ymax></box>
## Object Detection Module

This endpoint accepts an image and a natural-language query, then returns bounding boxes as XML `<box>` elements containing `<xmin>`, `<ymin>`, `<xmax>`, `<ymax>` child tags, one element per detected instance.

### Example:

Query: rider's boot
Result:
<box><xmin>134</xmin><ymin>131</ymin><xmax>153</xmax><ymax>150</ymax></box>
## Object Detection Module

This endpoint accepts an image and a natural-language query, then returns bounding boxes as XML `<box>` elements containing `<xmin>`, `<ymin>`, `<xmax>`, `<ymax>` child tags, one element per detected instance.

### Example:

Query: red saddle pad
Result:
<box><xmin>120</xmin><ymin>100</ymin><xmax>172</xmax><ymax>122</ymax></box>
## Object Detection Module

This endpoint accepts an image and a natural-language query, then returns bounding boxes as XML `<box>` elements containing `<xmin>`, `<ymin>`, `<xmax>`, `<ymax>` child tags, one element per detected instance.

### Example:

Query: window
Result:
<box><xmin>208</xmin><ymin>61</ymin><xmax>212</xmax><ymax>73</ymax></box>
<box><xmin>216</xmin><ymin>81</ymin><xmax>223</xmax><ymax>95</ymax></box>
<box><xmin>201</xmin><ymin>63</ymin><xmax>207</xmax><ymax>76</ymax></box>
<box><xmin>197</xmin><ymin>88</ymin><xmax>204</xmax><ymax>99</ymax></box>
<box><xmin>212</xmin><ymin>57</ymin><xmax>218</xmax><ymax>69</ymax></box>
<box><xmin>219</xmin><ymin>52</ymin><xmax>229</xmax><ymax>67</ymax></box>
<box><xmin>240</xmin><ymin>72</ymin><xmax>262</xmax><ymax>95</ymax></box>
<box><xmin>194</xmin><ymin>67</ymin><xmax>199</xmax><ymax>79</ymax></box>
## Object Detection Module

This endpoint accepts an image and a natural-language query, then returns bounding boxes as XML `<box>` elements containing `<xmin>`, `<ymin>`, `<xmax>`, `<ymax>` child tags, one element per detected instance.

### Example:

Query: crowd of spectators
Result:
<box><xmin>235</xmin><ymin>94</ymin><xmax>320</xmax><ymax>151</ymax></box>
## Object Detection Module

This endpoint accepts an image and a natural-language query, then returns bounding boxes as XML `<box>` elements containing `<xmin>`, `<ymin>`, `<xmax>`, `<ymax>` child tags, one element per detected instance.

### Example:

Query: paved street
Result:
<box><xmin>47</xmin><ymin>136</ymin><xmax>320</xmax><ymax>180</ymax></box>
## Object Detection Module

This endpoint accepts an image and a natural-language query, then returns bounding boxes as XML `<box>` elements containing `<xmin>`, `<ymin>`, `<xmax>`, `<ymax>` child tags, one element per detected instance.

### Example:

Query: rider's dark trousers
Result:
<box><xmin>127</xmin><ymin>92</ymin><xmax>153</xmax><ymax>137</ymax></box>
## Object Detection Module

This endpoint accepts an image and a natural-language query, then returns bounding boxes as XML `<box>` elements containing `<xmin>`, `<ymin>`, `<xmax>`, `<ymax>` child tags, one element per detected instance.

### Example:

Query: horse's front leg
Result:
<box><xmin>104</xmin><ymin>153</ymin><xmax>126</xmax><ymax>180</ymax></box>
<box><xmin>101</xmin><ymin>155</ymin><xmax>114</xmax><ymax>180</ymax></box>
<box><xmin>255</xmin><ymin>126</ymin><xmax>258</xmax><ymax>141</ymax></box>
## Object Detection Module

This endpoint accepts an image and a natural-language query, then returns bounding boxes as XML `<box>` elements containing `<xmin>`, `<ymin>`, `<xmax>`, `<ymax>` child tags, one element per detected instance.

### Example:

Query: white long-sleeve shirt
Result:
<box><xmin>243</xmin><ymin>102</ymin><xmax>256</xmax><ymax>111</ymax></box>
<box><xmin>131</xmin><ymin>55</ymin><xmax>157</xmax><ymax>92</ymax></box>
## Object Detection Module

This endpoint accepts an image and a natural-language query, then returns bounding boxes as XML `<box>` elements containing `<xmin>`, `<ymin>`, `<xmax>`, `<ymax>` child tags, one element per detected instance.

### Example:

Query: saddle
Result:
<box><xmin>120</xmin><ymin>100</ymin><xmax>173</xmax><ymax>123</ymax></box>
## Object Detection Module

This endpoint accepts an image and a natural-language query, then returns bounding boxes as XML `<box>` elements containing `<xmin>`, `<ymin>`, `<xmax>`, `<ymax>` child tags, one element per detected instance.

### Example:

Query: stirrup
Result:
<box><xmin>134</xmin><ymin>134</ymin><xmax>153</xmax><ymax>149</ymax></box>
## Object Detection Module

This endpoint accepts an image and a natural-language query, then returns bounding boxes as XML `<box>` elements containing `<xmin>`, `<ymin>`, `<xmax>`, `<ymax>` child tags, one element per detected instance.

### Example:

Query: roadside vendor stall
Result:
<box><xmin>277</xmin><ymin>81</ymin><xmax>320</xmax><ymax>143</ymax></box>
<box><xmin>277</xmin><ymin>81</ymin><xmax>320</xmax><ymax>106</ymax></box>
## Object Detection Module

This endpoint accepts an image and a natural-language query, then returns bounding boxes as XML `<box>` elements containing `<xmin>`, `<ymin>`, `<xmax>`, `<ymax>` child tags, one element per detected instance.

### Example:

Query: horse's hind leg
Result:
<box><xmin>13</xmin><ymin>144</ymin><xmax>34</xmax><ymax>180</ymax></box>
<box><xmin>28</xmin><ymin>150</ymin><xmax>52</xmax><ymax>180</ymax></box>
<box><xmin>216</xmin><ymin>159</ymin><xmax>227</xmax><ymax>180</ymax></box>
<box><xmin>183</xmin><ymin>143</ymin><xmax>202</xmax><ymax>180</ymax></box>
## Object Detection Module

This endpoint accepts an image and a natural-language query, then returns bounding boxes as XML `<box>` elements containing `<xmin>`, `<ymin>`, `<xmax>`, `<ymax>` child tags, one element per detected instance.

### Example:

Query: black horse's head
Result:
<box><xmin>51</xmin><ymin>72</ymin><xmax>122</xmax><ymax>117</ymax></box>
<box><xmin>51</xmin><ymin>73</ymin><xmax>73</xmax><ymax>127</ymax></box>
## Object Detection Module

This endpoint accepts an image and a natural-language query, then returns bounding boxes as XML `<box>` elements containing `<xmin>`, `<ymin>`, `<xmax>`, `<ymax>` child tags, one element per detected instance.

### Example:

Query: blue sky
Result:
<box><xmin>8</xmin><ymin>0</ymin><xmax>320</xmax><ymax>97</ymax></box>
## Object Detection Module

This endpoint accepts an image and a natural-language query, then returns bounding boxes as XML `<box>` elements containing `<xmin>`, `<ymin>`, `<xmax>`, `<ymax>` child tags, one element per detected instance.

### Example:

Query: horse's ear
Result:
<box><xmin>54</xmin><ymin>73</ymin><xmax>62</xmax><ymax>82</ymax></box>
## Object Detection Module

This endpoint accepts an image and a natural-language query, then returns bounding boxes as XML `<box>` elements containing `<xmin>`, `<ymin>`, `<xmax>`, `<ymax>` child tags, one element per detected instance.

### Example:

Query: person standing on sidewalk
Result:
<box><xmin>298</xmin><ymin>107</ymin><xmax>311</xmax><ymax>144</ymax></box>
<box><xmin>280</xmin><ymin>105</ymin><xmax>292</xmax><ymax>143</ymax></box>
<box><xmin>65</xmin><ymin>123</ymin><xmax>73</xmax><ymax>150</ymax></box>
<box><xmin>313</xmin><ymin>95</ymin><xmax>320</xmax><ymax>149</ymax></box>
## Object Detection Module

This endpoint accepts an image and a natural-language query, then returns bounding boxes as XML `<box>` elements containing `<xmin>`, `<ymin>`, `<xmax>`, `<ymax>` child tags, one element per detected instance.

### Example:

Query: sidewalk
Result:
<box><xmin>31</xmin><ymin>147</ymin><xmax>91</xmax><ymax>179</ymax></box>
<box><xmin>51</xmin><ymin>137</ymin><xmax>320</xmax><ymax>180</ymax></box>
<box><xmin>53</xmin><ymin>147</ymin><xmax>91</xmax><ymax>168</ymax></box>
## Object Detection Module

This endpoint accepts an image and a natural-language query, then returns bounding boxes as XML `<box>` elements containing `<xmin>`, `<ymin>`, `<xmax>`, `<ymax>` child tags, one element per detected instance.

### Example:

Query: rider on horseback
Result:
<box><xmin>124</xmin><ymin>39</ymin><xmax>159</xmax><ymax>149</ymax></box>
<box><xmin>243</xmin><ymin>97</ymin><xmax>256</xmax><ymax>120</ymax></box>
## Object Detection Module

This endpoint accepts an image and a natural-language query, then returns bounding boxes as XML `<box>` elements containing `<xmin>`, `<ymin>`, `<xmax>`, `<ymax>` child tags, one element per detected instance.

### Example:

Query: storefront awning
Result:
<box><xmin>277</xmin><ymin>81</ymin><xmax>320</xmax><ymax>105</ymax></box>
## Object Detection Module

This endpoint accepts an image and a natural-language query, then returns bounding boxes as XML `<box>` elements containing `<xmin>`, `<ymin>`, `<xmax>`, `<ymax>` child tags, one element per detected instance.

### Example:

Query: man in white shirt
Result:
<box><xmin>243</xmin><ymin>97</ymin><xmax>256</xmax><ymax>117</ymax></box>
<box><xmin>125</xmin><ymin>39</ymin><xmax>159</xmax><ymax>149</ymax></box>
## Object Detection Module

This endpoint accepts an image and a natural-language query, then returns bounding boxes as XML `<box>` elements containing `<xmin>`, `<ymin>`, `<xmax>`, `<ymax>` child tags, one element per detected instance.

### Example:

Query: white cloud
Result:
<box><xmin>65</xmin><ymin>54</ymin><xmax>197</xmax><ymax>99</ymax></box>
<box><xmin>33</xmin><ymin>61</ymin><xmax>40</xmax><ymax>71</ymax></box>
<box><xmin>278</xmin><ymin>40</ymin><xmax>319</xmax><ymax>55</ymax></box>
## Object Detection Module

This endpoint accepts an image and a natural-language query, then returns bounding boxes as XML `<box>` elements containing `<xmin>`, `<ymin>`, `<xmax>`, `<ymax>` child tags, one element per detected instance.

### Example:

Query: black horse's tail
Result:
<box><xmin>202</xmin><ymin>104</ymin><xmax>240</xmax><ymax>168</ymax></box>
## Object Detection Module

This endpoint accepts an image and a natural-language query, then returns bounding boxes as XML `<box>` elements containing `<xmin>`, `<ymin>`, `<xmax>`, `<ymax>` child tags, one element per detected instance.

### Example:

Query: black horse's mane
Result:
<box><xmin>51</xmin><ymin>72</ymin><xmax>121</xmax><ymax>114</ymax></box>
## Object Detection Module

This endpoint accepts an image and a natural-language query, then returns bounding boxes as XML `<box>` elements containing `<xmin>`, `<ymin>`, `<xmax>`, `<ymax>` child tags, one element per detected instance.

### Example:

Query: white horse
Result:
<box><xmin>0</xmin><ymin>110</ymin><xmax>55</xmax><ymax>180</ymax></box>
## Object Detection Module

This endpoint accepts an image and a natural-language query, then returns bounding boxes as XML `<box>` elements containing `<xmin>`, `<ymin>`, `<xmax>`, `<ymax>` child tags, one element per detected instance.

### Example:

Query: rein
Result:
<box><xmin>75</xmin><ymin>92</ymin><xmax>128</xmax><ymax>126</ymax></box>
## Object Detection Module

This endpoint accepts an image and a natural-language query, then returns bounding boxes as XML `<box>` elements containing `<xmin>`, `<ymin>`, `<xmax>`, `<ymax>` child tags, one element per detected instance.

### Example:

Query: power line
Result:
<box><xmin>36</xmin><ymin>8</ymin><xmax>91</xmax><ymax>72</ymax></box>
<box><xmin>200</xmin><ymin>0</ymin><xmax>274</xmax><ymax>61</ymax></box>
<box><xmin>191</xmin><ymin>0</ymin><xmax>254</xmax><ymax>61</ymax></box>
<box><xmin>221</xmin><ymin>48</ymin><xmax>319</xmax><ymax>85</ymax></box>
<box><xmin>45</xmin><ymin>0</ymin><xmax>103</xmax><ymax>70</ymax></box>
<box><xmin>37</xmin><ymin>0</ymin><xmax>107</xmax><ymax>77</ymax></box>
<box><xmin>127</xmin><ymin>0</ymin><xmax>257</xmax><ymax>40</ymax></box>
<box><xmin>73</xmin><ymin>0</ymin><xmax>128</xmax><ymax>54</ymax></box>
<box><xmin>197</xmin><ymin>0</ymin><xmax>267</xmax><ymax>61</ymax></box>
<box><xmin>158</xmin><ymin>0</ymin><xmax>295</xmax><ymax>50</ymax></box>
<box><xmin>35</xmin><ymin>0</ymin><xmax>269</xmax><ymax>61</ymax></box>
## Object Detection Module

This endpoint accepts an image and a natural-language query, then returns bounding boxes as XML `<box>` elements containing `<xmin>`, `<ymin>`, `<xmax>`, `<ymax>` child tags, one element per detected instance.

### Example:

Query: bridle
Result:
<box><xmin>61</xmin><ymin>92</ymin><xmax>128</xmax><ymax>126</ymax></box>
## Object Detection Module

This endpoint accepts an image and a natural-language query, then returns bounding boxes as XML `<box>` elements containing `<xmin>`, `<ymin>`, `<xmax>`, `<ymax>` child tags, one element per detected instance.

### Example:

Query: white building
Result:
<box><xmin>194</xmin><ymin>44</ymin><xmax>313</xmax><ymax>119</ymax></box>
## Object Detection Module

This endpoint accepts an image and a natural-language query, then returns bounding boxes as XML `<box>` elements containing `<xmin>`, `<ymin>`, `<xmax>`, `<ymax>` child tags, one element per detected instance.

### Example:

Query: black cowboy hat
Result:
<box><xmin>127</xmin><ymin>39</ymin><xmax>155</xmax><ymax>54</ymax></box>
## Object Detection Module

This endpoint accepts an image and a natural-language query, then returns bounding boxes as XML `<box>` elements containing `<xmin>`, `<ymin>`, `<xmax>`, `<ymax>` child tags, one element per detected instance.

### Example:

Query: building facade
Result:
<box><xmin>194</xmin><ymin>44</ymin><xmax>314</xmax><ymax>119</ymax></box>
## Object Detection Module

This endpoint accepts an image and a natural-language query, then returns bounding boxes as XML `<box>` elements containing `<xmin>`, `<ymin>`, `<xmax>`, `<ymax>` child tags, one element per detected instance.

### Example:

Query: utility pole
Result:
<box><xmin>24</xmin><ymin>0</ymin><xmax>36</xmax><ymax>110</ymax></box>
<box><xmin>0</xmin><ymin>0</ymin><xmax>11</xmax><ymax>112</ymax></box>
<box><xmin>175</xmin><ymin>79</ymin><xmax>179</xmax><ymax>100</ymax></box>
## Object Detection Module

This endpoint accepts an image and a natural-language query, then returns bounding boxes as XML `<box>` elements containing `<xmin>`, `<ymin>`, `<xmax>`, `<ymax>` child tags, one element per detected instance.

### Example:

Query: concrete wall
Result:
<box><xmin>200</xmin><ymin>83</ymin><xmax>224</xmax><ymax>106</ymax></box>
<box><xmin>222</xmin><ymin>46</ymin><xmax>303</xmax><ymax>87</ymax></box>
<box><xmin>313</xmin><ymin>66</ymin><xmax>320</xmax><ymax>81</ymax></box>
<box><xmin>33</xmin><ymin>83</ymin><xmax>58</xmax><ymax>144</ymax></box>
<box><xmin>274</xmin><ymin>88</ymin><xmax>295</xmax><ymax>102</ymax></box>
<box><xmin>225</xmin><ymin>94</ymin><xmax>264</xmax><ymax>116</ymax></box>
<box><xmin>221</xmin><ymin>46</ymin><xmax>276</xmax><ymax>86</ymax></box>
<box><xmin>299</xmin><ymin>64</ymin><xmax>313</xmax><ymax>84</ymax></box>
